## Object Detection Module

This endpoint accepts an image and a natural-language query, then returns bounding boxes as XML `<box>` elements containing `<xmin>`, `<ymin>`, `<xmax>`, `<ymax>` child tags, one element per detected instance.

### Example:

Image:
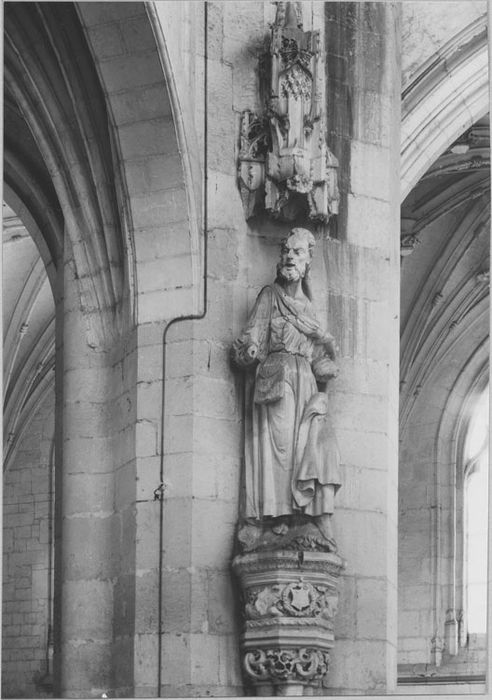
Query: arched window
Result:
<box><xmin>463</xmin><ymin>385</ymin><xmax>489</xmax><ymax>636</ymax></box>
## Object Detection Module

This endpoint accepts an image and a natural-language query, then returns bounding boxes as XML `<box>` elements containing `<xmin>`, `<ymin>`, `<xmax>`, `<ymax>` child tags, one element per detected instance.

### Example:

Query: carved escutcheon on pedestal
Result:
<box><xmin>233</xmin><ymin>550</ymin><xmax>343</xmax><ymax>696</ymax></box>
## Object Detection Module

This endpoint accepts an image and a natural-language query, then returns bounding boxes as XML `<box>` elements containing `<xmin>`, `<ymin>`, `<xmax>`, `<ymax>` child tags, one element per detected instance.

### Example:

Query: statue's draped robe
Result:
<box><xmin>234</xmin><ymin>284</ymin><xmax>341</xmax><ymax>520</ymax></box>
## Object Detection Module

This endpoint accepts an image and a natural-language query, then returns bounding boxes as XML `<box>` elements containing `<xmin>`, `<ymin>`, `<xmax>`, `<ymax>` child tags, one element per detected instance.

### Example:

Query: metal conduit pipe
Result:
<box><xmin>148</xmin><ymin>3</ymin><xmax>209</xmax><ymax>695</ymax></box>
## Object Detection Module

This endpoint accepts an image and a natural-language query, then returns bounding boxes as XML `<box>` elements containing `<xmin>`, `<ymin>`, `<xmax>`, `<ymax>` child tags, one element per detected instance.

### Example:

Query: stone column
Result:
<box><xmin>323</xmin><ymin>2</ymin><xmax>401</xmax><ymax>693</ymax></box>
<box><xmin>53</xmin><ymin>247</ymin><xmax>119</xmax><ymax>698</ymax></box>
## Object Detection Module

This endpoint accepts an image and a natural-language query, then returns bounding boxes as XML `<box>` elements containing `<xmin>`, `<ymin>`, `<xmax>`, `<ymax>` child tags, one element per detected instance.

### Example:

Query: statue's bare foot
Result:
<box><xmin>271</xmin><ymin>518</ymin><xmax>289</xmax><ymax>536</ymax></box>
<box><xmin>315</xmin><ymin>515</ymin><xmax>337</xmax><ymax>552</ymax></box>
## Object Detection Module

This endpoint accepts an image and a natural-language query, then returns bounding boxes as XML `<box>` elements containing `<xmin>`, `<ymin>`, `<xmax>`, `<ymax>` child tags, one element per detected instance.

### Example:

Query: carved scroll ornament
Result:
<box><xmin>244</xmin><ymin>647</ymin><xmax>330</xmax><ymax>684</ymax></box>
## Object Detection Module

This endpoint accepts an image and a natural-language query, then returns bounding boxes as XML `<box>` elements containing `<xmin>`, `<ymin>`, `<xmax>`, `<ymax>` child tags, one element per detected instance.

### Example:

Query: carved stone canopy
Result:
<box><xmin>238</xmin><ymin>1</ymin><xmax>339</xmax><ymax>224</ymax></box>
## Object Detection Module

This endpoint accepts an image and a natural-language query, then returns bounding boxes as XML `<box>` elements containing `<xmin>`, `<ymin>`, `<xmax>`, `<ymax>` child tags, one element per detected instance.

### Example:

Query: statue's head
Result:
<box><xmin>277</xmin><ymin>227</ymin><xmax>315</xmax><ymax>284</ymax></box>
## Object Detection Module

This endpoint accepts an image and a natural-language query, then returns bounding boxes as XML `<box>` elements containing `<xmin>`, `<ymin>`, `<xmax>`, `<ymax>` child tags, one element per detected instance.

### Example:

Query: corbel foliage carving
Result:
<box><xmin>238</xmin><ymin>2</ymin><xmax>339</xmax><ymax>224</ymax></box>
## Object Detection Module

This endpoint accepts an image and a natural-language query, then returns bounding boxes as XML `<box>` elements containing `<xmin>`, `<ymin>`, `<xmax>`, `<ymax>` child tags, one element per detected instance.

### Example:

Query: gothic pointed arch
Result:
<box><xmin>4</xmin><ymin>1</ymin><xmax>131</xmax><ymax>346</ymax></box>
<box><xmin>76</xmin><ymin>1</ymin><xmax>203</xmax><ymax>326</ymax></box>
<box><xmin>401</xmin><ymin>15</ymin><xmax>488</xmax><ymax>200</ymax></box>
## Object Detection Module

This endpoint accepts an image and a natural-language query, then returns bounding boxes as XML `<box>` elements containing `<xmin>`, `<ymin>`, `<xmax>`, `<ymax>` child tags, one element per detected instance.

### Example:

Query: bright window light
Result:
<box><xmin>464</xmin><ymin>386</ymin><xmax>489</xmax><ymax>634</ymax></box>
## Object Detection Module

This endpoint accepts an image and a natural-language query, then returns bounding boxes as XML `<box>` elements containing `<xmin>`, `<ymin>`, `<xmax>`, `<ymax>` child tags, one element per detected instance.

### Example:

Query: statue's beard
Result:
<box><xmin>279</xmin><ymin>263</ymin><xmax>305</xmax><ymax>282</ymax></box>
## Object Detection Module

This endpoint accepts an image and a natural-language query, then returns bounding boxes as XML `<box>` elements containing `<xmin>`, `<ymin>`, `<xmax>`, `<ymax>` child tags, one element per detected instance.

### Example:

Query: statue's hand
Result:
<box><xmin>321</xmin><ymin>332</ymin><xmax>338</xmax><ymax>360</ymax></box>
<box><xmin>313</xmin><ymin>357</ymin><xmax>339</xmax><ymax>381</ymax></box>
<box><xmin>233</xmin><ymin>341</ymin><xmax>258</xmax><ymax>367</ymax></box>
<box><xmin>246</xmin><ymin>344</ymin><xmax>258</xmax><ymax>361</ymax></box>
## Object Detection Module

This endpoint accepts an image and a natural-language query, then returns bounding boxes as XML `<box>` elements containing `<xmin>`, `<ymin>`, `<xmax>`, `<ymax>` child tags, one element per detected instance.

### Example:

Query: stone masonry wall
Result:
<box><xmin>2</xmin><ymin>391</ymin><xmax>55</xmax><ymax>698</ymax></box>
<box><xmin>182</xmin><ymin>1</ymin><xmax>401</xmax><ymax>695</ymax></box>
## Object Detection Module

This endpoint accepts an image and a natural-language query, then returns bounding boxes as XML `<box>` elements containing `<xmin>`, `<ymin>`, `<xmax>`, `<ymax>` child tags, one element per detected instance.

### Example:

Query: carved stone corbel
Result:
<box><xmin>237</xmin><ymin>2</ymin><xmax>339</xmax><ymax>224</ymax></box>
<box><xmin>233</xmin><ymin>550</ymin><xmax>344</xmax><ymax>695</ymax></box>
<box><xmin>400</xmin><ymin>216</ymin><xmax>420</xmax><ymax>256</ymax></box>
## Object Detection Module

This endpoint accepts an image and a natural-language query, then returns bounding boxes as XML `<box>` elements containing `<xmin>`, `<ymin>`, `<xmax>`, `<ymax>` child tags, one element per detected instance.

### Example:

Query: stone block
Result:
<box><xmin>135</xmin><ymin>501</ymin><xmax>160</xmax><ymax>570</ymax></box>
<box><xmin>207</xmin><ymin>171</ymin><xmax>246</xmax><ymax>231</ymax></box>
<box><xmin>366</xmin><ymin>300</ymin><xmax>397</xmax><ymax>363</ymax></box>
<box><xmin>190</xmin><ymin>499</ymin><xmax>236</xmax><ymax>568</ymax></box>
<box><xmin>61</xmin><ymin>516</ymin><xmax>116</xmax><ymax>580</ymax></box>
<box><xmin>346</xmin><ymin>193</ymin><xmax>395</xmax><ymax>250</ymax></box>
<box><xmin>213</xmin><ymin>456</ymin><xmax>241</xmax><ymax>503</ymax></box>
<box><xmin>336</xmin><ymin>463</ymin><xmax>388</xmax><ymax>513</ymax></box>
<box><xmin>333</xmin><ymin>357</ymin><xmax>388</xmax><ymax>397</ymax></box>
<box><xmin>112</xmin><ymin>425</ymin><xmax>136</xmax><ymax>468</ymax></box>
<box><xmin>191</xmin><ymin>452</ymin><xmax>241</xmax><ymax>503</ymax></box>
<box><xmin>206</xmin><ymin>58</ymin><xmax>233</xmax><ymax>122</ymax></box>
<box><xmin>136</xmin><ymin>455</ymin><xmax>161</xmax><ymax>501</ymax></box>
<box><xmin>61</xmin><ymin>471</ymin><xmax>114</xmax><ymax>516</ymax></box>
<box><xmin>78</xmin><ymin>2</ymin><xmax>144</xmax><ymax>27</ymax></box>
<box><xmin>119</xmin><ymin>117</ymin><xmax>178</xmax><ymax>161</ymax></box>
<box><xmin>207</xmin><ymin>129</ymin><xmax>237</xmax><ymax>177</ymax></box>
<box><xmin>217</xmin><ymin>633</ymin><xmax>243</xmax><ymax>688</ymax></box>
<box><xmin>398</xmin><ymin>609</ymin><xmax>430</xmax><ymax>639</ymax></box>
<box><xmin>190</xmin><ymin>633</ymin><xmax>220</xmax><ymax>685</ymax></box>
<box><xmin>62</xmin><ymin>579</ymin><xmax>113</xmax><ymax>639</ymax></box>
<box><xmin>207</xmin><ymin>227</ymin><xmax>241</xmax><ymax>282</ymax></box>
<box><xmin>223</xmin><ymin>1</ymin><xmax>264</xmax><ymax>42</ymax></box>
<box><xmin>322</xmin><ymin>232</ymin><xmax>396</xmax><ymax>303</ymax></box>
<box><xmin>356</xmin><ymin>577</ymin><xmax>389</xmax><ymax>639</ymax></box>
<box><xmin>353</xmin><ymin>91</ymin><xmax>392</xmax><ymax>146</ymax></box>
<box><xmin>114</xmin><ymin>462</ymin><xmax>137</xmax><ymax>512</ymax></box>
<box><xmin>134</xmin><ymin>632</ymin><xmax>159</xmax><ymax>690</ymax></box>
<box><xmin>137</xmin><ymin>379</ymin><xmax>163</xmax><ymax>424</ymax></box>
<box><xmin>133</xmin><ymin>569</ymin><xmax>160</xmax><ymax>634</ymax></box>
<box><xmin>350</xmin><ymin>141</ymin><xmax>391</xmax><ymax>200</ymax></box>
<box><xmin>121</xmin><ymin>15</ymin><xmax>159</xmax><ymax>53</ymax></box>
<box><xmin>136</xmin><ymin>419</ymin><xmax>158</xmax><ymax>458</ymax></box>
<box><xmin>160</xmin><ymin>567</ymin><xmax>192</xmax><ymax>634</ymax></box>
<box><xmin>223</xmin><ymin>37</ymin><xmax>262</xmax><ymax>111</ymax></box>
<box><xmin>193</xmin><ymin>376</ymin><xmax>238</xmax><ymax>420</ymax></box>
<box><xmin>161</xmin><ymin>452</ymin><xmax>193</xmax><ymax>499</ymax></box>
<box><xmin>138</xmin><ymin>285</ymin><xmax>196</xmax><ymax>325</ymax></box>
<box><xmin>165</xmin><ymin>414</ymin><xmax>193</xmax><ymax>455</ymax></box>
<box><xmin>137</xmin><ymin>254</ymin><xmax>194</xmax><ymax>296</ymax></box>
<box><xmin>110</xmin><ymin>81</ymin><xmax>171</xmax><ymax>126</ymax></box>
<box><xmin>206</xmin><ymin>570</ymin><xmax>238</xmax><ymax>635</ymax></box>
<box><xmin>6</xmin><ymin>513</ymin><xmax>34</xmax><ymax>528</ymax></box>
<box><xmin>86</xmin><ymin>23</ymin><xmax>125</xmax><ymax>60</ymax></box>
<box><xmin>131</xmin><ymin>187</ymin><xmax>188</xmax><ymax>231</ymax></box>
<box><xmin>333</xmin><ymin>390</ymin><xmax>389</xmax><ymax>435</ymax></box>
<box><xmin>137</xmin><ymin>320</ymin><xmax>167</xmax><ymax>349</ymax></box>
<box><xmin>63</xmin><ymin>399</ymin><xmax>113</xmax><ymax>439</ymax></box>
<box><xmin>97</xmin><ymin>52</ymin><xmax>164</xmax><ymax>94</ymax></box>
<box><xmin>206</xmin><ymin>2</ymin><xmax>224</xmax><ymax>61</ymax></box>
<box><xmin>112</xmin><ymin>636</ymin><xmax>135</xmax><ymax>693</ymax></box>
<box><xmin>328</xmin><ymin>639</ymin><xmax>394</xmax><ymax>692</ymax></box>
<box><xmin>60</xmin><ymin>638</ymin><xmax>113</xmax><ymax>694</ymax></box>
<box><xmin>161</xmin><ymin>497</ymin><xmax>192</xmax><ymax>567</ymax></box>
<box><xmin>336</xmin><ymin>509</ymin><xmax>389</xmax><ymax>579</ymax></box>
<box><xmin>193</xmin><ymin>416</ymin><xmax>240</xmax><ymax>458</ymax></box>
<box><xmin>159</xmin><ymin>633</ymin><xmax>192</xmax><ymax>686</ymax></box>
<box><xmin>128</xmin><ymin>152</ymin><xmax>184</xmax><ymax>199</ymax></box>
<box><xmin>16</xmin><ymin>525</ymin><xmax>32</xmax><ymax>540</ymax></box>
<box><xmin>164</xmin><ymin>337</ymin><xmax>194</xmax><ymax>379</ymax></box>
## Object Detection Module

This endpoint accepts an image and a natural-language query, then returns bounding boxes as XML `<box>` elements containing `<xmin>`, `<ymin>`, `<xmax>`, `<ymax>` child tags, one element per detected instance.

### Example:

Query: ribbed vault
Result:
<box><xmin>400</xmin><ymin>114</ymin><xmax>490</xmax><ymax>429</ymax></box>
<box><xmin>401</xmin><ymin>14</ymin><xmax>488</xmax><ymax>199</ymax></box>
<box><xmin>4</xmin><ymin>2</ymin><xmax>129</xmax><ymax>343</ymax></box>
<box><xmin>399</xmin><ymin>100</ymin><xmax>489</xmax><ymax>676</ymax></box>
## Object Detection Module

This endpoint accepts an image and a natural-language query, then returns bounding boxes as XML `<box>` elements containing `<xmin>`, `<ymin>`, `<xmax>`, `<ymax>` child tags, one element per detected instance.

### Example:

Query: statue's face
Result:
<box><xmin>279</xmin><ymin>236</ymin><xmax>310</xmax><ymax>281</ymax></box>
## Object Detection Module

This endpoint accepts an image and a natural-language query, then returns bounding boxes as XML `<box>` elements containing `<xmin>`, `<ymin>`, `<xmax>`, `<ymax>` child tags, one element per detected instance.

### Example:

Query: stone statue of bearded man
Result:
<box><xmin>232</xmin><ymin>228</ymin><xmax>341</xmax><ymax>553</ymax></box>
